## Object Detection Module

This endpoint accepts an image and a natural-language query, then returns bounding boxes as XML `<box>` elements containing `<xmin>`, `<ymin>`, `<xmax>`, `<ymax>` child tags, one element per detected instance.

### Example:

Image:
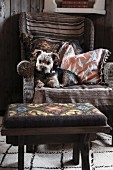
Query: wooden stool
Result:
<box><xmin>1</xmin><ymin>103</ymin><xmax>110</xmax><ymax>170</ymax></box>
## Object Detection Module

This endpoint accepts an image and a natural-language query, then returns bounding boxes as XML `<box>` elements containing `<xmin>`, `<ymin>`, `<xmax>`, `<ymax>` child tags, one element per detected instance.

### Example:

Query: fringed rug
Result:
<box><xmin>0</xmin><ymin>117</ymin><xmax>113</xmax><ymax>170</ymax></box>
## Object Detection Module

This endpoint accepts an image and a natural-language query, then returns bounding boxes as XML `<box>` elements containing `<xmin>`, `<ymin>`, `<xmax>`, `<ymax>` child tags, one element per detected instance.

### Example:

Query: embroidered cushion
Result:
<box><xmin>4</xmin><ymin>103</ymin><xmax>107</xmax><ymax>128</ymax></box>
<box><xmin>31</xmin><ymin>38</ymin><xmax>62</xmax><ymax>53</ymax></box>
<box><xmin>61</xmin><ymin>47</ymin><xmax>110</xmax><ymax>84</ymax></box>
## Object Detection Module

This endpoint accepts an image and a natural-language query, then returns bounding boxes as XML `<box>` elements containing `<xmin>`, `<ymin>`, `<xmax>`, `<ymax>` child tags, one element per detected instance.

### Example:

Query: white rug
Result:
<box><xmin>0</xmin><ymin>117</ymin><xmax>113</xmax><ymax>170</ymax></box>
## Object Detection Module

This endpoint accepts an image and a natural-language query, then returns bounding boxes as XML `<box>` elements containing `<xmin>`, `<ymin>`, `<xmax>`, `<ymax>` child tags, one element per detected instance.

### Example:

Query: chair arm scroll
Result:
<box><xmin>17</xmin><ymin>60</ymin><xmax>35</xmax><ymax>103</ymax></box>
<box><xmin>17</xmin><ymin>60</ymin><xmax>34</xmax><ymax>78</ymax></box>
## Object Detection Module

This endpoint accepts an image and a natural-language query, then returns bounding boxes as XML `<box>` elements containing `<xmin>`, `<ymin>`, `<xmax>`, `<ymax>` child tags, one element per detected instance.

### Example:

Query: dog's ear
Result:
<box><xmin>30</xmin><ymin>50</ymin><xmax>43</xmax><ymax>66</ymax></box>
<box><xmin>32</xmin><ymin>49</ymin><xmax>42</xmax><ymax>57</ymax></box>
<box><xmin>51</xmin><ymin>53</ymin><xmax>60</xmax><ymax>68</ymax></box>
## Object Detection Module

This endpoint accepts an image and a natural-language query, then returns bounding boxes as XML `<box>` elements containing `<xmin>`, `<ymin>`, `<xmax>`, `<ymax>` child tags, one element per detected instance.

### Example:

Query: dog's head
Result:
<box><xmin>32</xmin><ymin>49</ymin><xmax>59</xmax><ymax>73</ymax></box>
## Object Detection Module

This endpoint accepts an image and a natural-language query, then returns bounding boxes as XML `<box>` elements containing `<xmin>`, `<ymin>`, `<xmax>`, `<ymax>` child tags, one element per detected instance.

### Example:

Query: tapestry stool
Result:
<box><xmin>1</xmin><ymin>103</ymin><xmax>110</xmax><ymax>170</ymax></box>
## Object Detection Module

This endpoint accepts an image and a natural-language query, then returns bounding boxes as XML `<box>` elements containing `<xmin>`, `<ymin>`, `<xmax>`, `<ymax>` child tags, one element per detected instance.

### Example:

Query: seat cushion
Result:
<box><xmin>33</xmin><ymin>84</ymin><xmax>113</xmax><ymax>115</ymax></box>
<box><xmin>4</xmin><ymin>103</ymin><xmax>107</xmax><ymax>128</ymax></box>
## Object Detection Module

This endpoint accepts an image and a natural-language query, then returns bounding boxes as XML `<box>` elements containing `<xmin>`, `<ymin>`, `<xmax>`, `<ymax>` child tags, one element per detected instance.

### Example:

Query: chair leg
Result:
<box><xmin>109</xmin><ymin>125</ymin><xmax>113</xmax><ymax>146</ymax></box>
<box><xmin>18</xmin><ymin>145</ymin><xmax>24</xmax><ymax>170</ymax></box>
<box><xmin>73</xmin><ymin>143</ymin><xmax>79</xmax><ymax>165</ymax></box>
<box><xmin>112</xmin><ymin>130</ymin><xmax>113</xmax><ymax>146</ymax></box>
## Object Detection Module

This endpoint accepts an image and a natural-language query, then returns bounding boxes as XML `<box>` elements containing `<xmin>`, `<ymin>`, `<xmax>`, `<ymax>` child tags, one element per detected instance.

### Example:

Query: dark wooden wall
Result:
<box><xmin>90</xmin><ymin>0</ymin><xmax>113</xmax><ymax>60</ymax></box>
<box><xmin>0</xmin><ymin>0</ymin><xmax>113</xmax><ymax>114</ymax></box>
<box><xmin>104</xmin><ymin>0</ymin><xmax>113</xmax><ymax>61</ymax></box>
<box><xmin>0</xmin><ymin>0</ymin><xmax>44</xmax><ymax>114</ymax></box>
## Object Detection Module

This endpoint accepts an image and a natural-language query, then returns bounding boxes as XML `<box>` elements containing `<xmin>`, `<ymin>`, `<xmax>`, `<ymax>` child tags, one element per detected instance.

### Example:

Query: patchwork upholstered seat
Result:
<box><xmin>4</xmin><ymin>103</ymin><xmax>107</xmax><ymax>128</ymax></box>
<box><xmin>2</xmin><ymin>102</ymin><xmax>110</xmax><ymax>170</ymax></box>
<box><xmin>17</xmin><ymin>12</ymin><xmax>113</xmax><ymax>133</ymax></box>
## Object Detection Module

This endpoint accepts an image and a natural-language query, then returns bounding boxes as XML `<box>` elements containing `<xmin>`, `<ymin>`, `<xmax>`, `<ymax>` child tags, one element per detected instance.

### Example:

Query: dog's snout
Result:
<box><xmin>40</xmin><ymin>65</ymin><xmax>46</xmax><ymax>69</ymax></box>
<box><xmin>40</xmin><ymin>65</ymin><xmax>46</xmax><ymax>72</ymax></box>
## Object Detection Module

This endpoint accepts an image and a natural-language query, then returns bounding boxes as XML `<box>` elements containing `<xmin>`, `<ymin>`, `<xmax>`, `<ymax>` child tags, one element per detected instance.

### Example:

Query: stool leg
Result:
<box><xmin>80</xmin><ymin>134</ymin><xmax>90</xmax><ymax>170</ymax></box>
<box><xmin>111</xmin><ymin>128</ymin><xmax>113</xmax><ymax>146</ymax></box>
<box><xmin>73</xmin><ymin>143</ymin><xmax>79</xmax><ymax>165</ymax></box>
<box><xmin>18</xmin><ymin>145</ymin><xmax>24</xmax><ymax>170</ymax></box>
<box><xmin>112</xmin><ymin>134</ymin><xmax>113</xmax><ymax>146</ymax></box>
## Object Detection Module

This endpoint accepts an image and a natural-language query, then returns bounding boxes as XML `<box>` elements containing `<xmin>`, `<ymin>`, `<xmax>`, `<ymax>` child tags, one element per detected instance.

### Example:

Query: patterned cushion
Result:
<box><xmin>31</xmin><ymin>38</ymin><xmax>62</xmax><ymax>53</ymax></box>
<box><xmin>59</xmin><ymin>40</ymin><xmax>83</xmax><ymax>55</ymax></box>
<box><xmin>61</xmin><ymin>48</ymin><xmax>110</xmax><ymax>84</ymax></box>
<box><xmin>58</xmin><ymin>41</ymin><xmax>83</xmax><ymax>65</ymax></box>
<box><xmin>4</xmin><ymin>103</ymin><xmax>107</xmax><ymax>128</ymax></box>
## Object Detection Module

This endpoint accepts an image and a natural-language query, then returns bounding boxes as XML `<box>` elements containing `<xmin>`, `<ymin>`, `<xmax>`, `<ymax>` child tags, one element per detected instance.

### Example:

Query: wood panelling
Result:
<box><xmin>31</xmin><ymin>0</ymin><xmax>39</xmax><ymax>12</ymax></box>
<box><xmin>0</xmin><ymin>0</ymin><xmax>43</xmax><ymax>114</ymax></box>
<box><xmin>104</xmin><ymin>0</ymin><xmax>113</xmax><ymax>61</ymax></box>
<box><xmin>21</xmin><ymin>0</ymin><xmax>31</xmax><ymax>12</ymax></box>
<box><xmin>0</xmin><ymin>0</ymin><xmax>113</xmax><ymax>114</ymax></box>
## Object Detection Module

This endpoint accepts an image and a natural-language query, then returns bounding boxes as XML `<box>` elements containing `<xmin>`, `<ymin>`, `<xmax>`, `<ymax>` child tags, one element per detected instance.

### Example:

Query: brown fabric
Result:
<box><xmin>31</xmin><ymin>38</ymin><xmax>62</xmax><ymax>53</ymax></box>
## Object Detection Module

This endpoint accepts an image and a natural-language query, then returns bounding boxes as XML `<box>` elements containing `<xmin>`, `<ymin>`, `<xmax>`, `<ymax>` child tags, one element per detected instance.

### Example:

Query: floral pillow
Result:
<box><xmin>61</xmin><ymin>47</ymin><xmax>110</xmax><ymax>84</ymax></box>
<box><xmin>32</xmin><ymin>38</ymin><xmax>62</xmax><ymax>53</ymax></box>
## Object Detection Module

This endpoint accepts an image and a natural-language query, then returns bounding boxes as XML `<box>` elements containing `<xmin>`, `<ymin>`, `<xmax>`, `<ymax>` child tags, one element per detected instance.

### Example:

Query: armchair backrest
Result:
<box><xmin>19</xmin><ymin>12</ymin><xmax>94</xmax><ymax>61</ymax></box>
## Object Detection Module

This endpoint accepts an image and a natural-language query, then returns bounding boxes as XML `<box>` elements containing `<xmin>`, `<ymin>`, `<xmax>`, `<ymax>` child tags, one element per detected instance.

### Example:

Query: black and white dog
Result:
<box><xmin>32</xmin><ymin>49</ymin><xmax>79</xmax><ymax>88</ymax></box>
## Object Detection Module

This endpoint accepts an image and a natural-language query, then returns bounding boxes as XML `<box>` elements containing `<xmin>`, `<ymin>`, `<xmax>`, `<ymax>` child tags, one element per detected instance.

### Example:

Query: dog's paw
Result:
<box><xmin>36</xmin><ymin>80</ymin><xmax>45</xmax><ymax>88</ymax></box>
<box><xmin>47</xmin><ymin>80</ymin><xmax>60</xmax><ymax>88</ymax></box>
<box><xmin>60</xmin><ymin>84</ymin><xmax>64</xmax><ymax>88</ymax></box>
<box><xmin>52</xmin><ymin>83</ymin><xmax>60</xmax><ymax>88</ymax></box>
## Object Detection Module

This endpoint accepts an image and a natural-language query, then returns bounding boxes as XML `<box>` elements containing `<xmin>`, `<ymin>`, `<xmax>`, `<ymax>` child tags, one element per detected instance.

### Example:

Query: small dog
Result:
<box><xmin>32</xmin><ymin>49</ymin><xmax>79</xmax><ymax>88</ymax></box>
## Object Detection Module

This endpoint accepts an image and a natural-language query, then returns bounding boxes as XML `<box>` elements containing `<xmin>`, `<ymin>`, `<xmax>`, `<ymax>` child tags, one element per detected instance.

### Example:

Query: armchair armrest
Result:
<box><xmin>17</xmin><ymin>60</ymin><xmax>34</xmax><ymax>103</ymax></box>
<box><xmin>23</xmin><ymin>77</ymin><xmax>34</xmax><ymax>103</ymax></box>
<box><xmin>103</xmin><ymin>62</ymin><xmax>113</xmax><ymax>88</ymax></box>
<box><xmin>17</xmin><ymin>60</ymin><xmax>34</xmax><ymax>78</ymax></box>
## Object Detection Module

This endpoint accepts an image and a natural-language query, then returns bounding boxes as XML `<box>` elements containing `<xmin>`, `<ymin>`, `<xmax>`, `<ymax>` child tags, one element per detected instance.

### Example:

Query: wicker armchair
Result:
<box><xmin>18</xmin><ymin>12</ymin><xmax>94</xmax><ymax>101</ymax></box>
<box><xmin>17</xmin><ymin>12</ymin><xmax>113</xmax><ymax>131</ymax></box>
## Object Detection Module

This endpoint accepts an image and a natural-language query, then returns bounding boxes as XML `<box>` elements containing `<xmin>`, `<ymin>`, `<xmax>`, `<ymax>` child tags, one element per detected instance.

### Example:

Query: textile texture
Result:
<box><xmin>33</xmin><ymin>84</ymin><xmax>113</xmax><ymax>120</ymax></box>
<box><xmin>3</xmin><ymin>103</ymin><xmax>107</xmax><ymax>128</ymax></box>
<box><xmin>33</xmin><ymin>84</ymin><xmax>113</xmax><ymax>107</ymax></box>
<box><xmin>61</xmin><ymin>48</ymin><xmax>110</xmax><ymax>84</ymax></box>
